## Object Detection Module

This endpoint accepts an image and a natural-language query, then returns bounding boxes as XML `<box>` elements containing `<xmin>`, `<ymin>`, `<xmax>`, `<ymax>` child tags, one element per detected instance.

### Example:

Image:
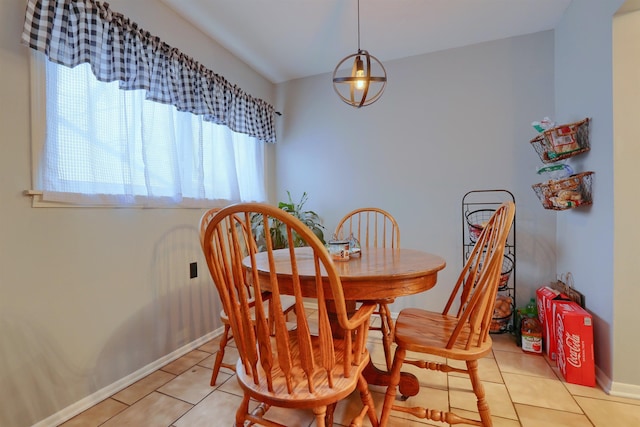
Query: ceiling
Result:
<box><xmin>162</xmin><ymin>0</ymin><xmax>573</xmax><ymax>84</ymax></box>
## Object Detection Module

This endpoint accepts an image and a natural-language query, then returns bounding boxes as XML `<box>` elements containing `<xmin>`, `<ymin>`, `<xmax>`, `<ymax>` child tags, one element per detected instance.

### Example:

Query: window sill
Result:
<box><xmin>24</xmin><ymin>190</ymin><xmax>229</xmax><ymax>209</ymax></box>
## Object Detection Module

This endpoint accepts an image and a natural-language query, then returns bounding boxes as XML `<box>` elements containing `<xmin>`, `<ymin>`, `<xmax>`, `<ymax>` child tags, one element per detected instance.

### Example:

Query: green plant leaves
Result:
<box><xmin>252</xmin><ymin>191</ymin><xmax>325</xmax><ymax>250</ymax></box>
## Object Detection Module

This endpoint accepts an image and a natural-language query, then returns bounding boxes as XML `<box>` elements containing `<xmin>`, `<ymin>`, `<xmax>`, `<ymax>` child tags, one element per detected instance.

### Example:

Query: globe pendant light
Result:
<box><xmin>332</xmin><ymin>0</ymin><xmax>387</xmax><ymax>108</ymax></box>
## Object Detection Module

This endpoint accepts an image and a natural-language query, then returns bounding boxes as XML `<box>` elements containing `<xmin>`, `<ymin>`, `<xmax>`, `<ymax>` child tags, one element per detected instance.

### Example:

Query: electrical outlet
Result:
<box><xmin>189</xmin><ymin>262</ymin><xmax>197</xmax><ymax>278</ymax></box>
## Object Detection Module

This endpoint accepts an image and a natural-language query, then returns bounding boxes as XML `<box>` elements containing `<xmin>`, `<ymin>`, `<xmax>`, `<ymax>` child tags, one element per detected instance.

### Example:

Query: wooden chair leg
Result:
<box><xmin>354</xmin><ymin>374</ymin><xmax>379</xmax><ymax>427</ymax></box>
<box><xmin>378</xmin><ymin>302</ymin><xmax>394</xmax><ymax>371</ymax></box>
<box><xmin>467</xmin><ymin>359</ymin><xmax>493</xmax><ymax>427</ymax></box>
<box><xmin>313</xmin><ymin>406</ymin><xmax>327</xmax><ymax>427</ymax></box>
<box><xmin>379</xmin><ymin>347</ymin><xmax>406</xmax><ymax>427</ymax></box>
<box><xmin>235</xmin><ymin>393</ymin><xmax>250</xmax><ymax>427</ymax></box>
<box><xmin>325</xmin><ymin>402</ymin><xmax>336</xmax><ymax>427</ymax></box>
<box><xmin>210</xmin><ymin>324</ymin><xmax>231</xmax><ymax>386</ymax></box>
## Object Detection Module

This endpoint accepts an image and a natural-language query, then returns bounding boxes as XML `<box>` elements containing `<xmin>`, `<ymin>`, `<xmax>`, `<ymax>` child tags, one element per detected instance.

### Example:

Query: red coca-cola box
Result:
<box><xmin>536</xmin><ymin>286</ymin><xmax>570</xmax><ymax>361</ymax></box>
<box><xmin>553</xmin><ymin>301</ymin><xmax>595</xmax><ymax>387</ymax></box>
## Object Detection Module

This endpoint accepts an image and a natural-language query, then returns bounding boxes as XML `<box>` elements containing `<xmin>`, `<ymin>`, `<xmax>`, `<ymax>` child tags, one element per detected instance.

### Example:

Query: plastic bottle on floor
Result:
<box><xmin>521</xmin><ymin>314</ymin><xmax>542</xmax><ymax>354</ymax></box>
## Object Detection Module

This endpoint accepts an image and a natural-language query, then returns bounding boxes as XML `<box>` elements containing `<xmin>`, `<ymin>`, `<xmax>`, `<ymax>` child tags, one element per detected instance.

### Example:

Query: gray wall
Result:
<box><xmin>274</xmin><ymin>0</ymin><xmax>640</xmax><ymax>399</ymax></box>
<box><xmin>274</xmin><ymin>32</ymin><xmax>557</xmax><ymax>315</ymax></box>
<box><xmin>555</xmin><ymin>0</ymin><xmax>640</xmax><ymax>395</ymax></box>
<box><xmin>554</xmin><ymin>0</ymin><xmax>617</xmax><ymax>388</ymax></box>
<box><xmin>0</xmin><ymin>1</ymin><xmax>274</xmax><ymax>426</ymax></box>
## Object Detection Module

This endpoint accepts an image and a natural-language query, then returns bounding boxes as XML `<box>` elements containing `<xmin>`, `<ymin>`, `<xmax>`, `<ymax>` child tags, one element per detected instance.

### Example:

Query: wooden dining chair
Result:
<box><xmin>200</xmin><ymin>203</ymin><xmax>380</xmax><ymax>427</ymax></box>
<box><xmin>335</xmin><ymin>207</ymin><xmax>400</xmax><ymax>371</ymax></box>
<box><xmin>379</xmin><ymin>201</ymin><xmax>515</xmax><ymax>427</ymax></box>
<box><xmin>199</xmin><ymin>209</ymin><xmax>296</xmax><ymax>386</ymax></box>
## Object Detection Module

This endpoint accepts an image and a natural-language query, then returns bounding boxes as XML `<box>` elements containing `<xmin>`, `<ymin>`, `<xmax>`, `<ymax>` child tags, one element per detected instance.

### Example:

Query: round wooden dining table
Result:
<box><xmin>246</xmin><ymin>246</ymin><xmax>446</xmax><ymax>397</ymax></box>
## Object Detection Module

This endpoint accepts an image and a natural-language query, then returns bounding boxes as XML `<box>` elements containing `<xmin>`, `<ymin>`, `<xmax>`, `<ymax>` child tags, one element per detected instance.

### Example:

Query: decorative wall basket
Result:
<box><xmin>532</xmin><ymin>171</ymin><xmax>594</xmax><ymax>210</ymax></box>
<box><xmin>530</xmin><ymin>118</ymin><xmax>590</xmax><ymax>163</ymax></box>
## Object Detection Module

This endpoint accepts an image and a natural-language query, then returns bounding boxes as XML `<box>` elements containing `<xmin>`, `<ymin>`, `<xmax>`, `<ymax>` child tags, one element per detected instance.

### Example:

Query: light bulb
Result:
<box><xmin>355</xmin><ymin>69</ymin><xmax>365</xmax><ymax>90</ymax></box>
<box><xmin>352</xmin><ymin>56</ymin><xmax>366</xmax><ymax>90</ymax></box>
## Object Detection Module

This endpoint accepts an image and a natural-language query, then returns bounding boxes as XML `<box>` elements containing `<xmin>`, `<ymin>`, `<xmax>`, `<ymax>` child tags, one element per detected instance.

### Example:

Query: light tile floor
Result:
<box><xmin>60</xmin><ymin>318</ymin><xmax>640</xmax><ymax>427</ymax></box>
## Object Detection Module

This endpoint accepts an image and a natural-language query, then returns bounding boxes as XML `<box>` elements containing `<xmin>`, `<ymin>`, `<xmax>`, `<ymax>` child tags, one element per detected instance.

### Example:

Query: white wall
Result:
<box><xmin>274</xmin><ymin>32</ymin><xmax>557</xmax><ymax>314</ymax></box>
<box><xmin>0</xmin><ymin>1</ymin><xmax>275</xmax><ymax>426</ymax></box>
<box><xmin>613</xmin><ymin>6</ymin><xmax>640</xmax><ymax>395</ymax></box>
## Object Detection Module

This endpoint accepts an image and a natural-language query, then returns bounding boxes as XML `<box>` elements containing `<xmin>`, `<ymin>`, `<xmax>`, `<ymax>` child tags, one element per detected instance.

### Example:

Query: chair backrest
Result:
<box><xmin>335</xmin><ymin>207</ymin><xmax>400</xmax><ymax>248</ymax></box>
<box><xmin>201</xmin><ymin>210</ymin><xmax>257</xmax><ymax>299</ymax></box>
<box><xmin>200</xmin><ymin>202</ymin><xmax>371</xmax><ymax>394</ymax></box>
<box><xmin>442</xmin><ymin>201</ymin><xmax>515</xmax><ymax>349</ymax></box>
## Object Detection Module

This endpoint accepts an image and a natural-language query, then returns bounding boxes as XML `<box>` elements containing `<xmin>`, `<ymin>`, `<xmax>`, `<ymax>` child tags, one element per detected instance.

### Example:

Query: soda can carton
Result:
<box><xmin>554</xmin><ymin>301</ymin><xmax>595</xmax><ymax>387</ymax></box>
<box><xmin>536</xmin><ymin>286</ymin><xmax>570</xmax><ymax>361</ymax></box>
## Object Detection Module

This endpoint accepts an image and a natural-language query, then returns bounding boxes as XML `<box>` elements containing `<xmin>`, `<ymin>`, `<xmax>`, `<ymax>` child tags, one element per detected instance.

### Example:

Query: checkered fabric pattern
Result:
<box><xmin>21</xmin><ymin>0</ymin><xmax>277</xmax><ymax>143</ymax></box>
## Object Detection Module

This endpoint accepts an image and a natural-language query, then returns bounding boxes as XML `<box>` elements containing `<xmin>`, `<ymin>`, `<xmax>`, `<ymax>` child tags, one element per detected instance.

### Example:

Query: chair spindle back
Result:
<box><xmin>441</xmin><ymin>201</ymin><xmax>515</xmax><ymax>350</ymax></box>
<box><xmin>200</xmin><ymin>203</ymin><xmax>370</xmax><ymax>395</ymax></box>
<box><xmin>335</xmin><ymin>207</ymin><xmax>400</xmax><ymax>249</ymax></box>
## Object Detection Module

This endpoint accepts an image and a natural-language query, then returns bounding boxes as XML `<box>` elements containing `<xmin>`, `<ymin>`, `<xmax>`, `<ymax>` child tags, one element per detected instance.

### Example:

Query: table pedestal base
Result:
<box><xmin>362</xmin><ymin>361</ymin><xmax>419</xmax><ymax>398</ymax></box>
<box><xmin>327</xmin><ymin>301</ymin><xmax>420</xmax><ymax>398</ymax></box>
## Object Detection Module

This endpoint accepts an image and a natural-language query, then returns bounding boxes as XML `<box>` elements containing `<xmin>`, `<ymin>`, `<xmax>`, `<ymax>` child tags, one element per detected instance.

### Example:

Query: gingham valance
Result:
<box><xmin>21</xmin><ymin>0</ymin><xmax>277</xmax><ymax>143</ymax></box>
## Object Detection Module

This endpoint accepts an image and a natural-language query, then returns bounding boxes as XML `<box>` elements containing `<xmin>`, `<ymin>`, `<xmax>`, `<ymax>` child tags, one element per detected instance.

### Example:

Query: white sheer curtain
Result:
<box><xmin>40</xmin><ymin>60</ymin><xmax>266</xmax><ymax>207</ymax></box>
<box><xmin>22</xmin><ymin>0</ymin><xmax>277</xmax><ymax>143</ymax></box>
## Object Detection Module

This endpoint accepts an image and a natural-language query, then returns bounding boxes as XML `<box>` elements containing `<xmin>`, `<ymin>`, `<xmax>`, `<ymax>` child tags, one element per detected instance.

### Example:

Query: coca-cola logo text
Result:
<box><xmin>565</xmin><ymin>332</ymin><xmax>582</xmax><ymax>368</ymax></box>
<box><xmin>556</xmin><ymin>313</ymin><xmax>566</xmax><ymax>372</ymax></box>
<box><xmin>556</xmin><ymin>312</ymin><xmax>583</xmax><ymax>373</ymax></box>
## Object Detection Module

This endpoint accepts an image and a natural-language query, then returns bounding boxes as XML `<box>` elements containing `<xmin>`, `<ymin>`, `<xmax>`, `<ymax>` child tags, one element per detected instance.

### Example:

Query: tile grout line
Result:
<box><xmin>491</xmin><ymin>346</ymin><xmax>523</xmax><ymax>426</ymax></box>
<box><xmin>62</xmin><ymin>331</ymin><xmax>640</xmax><ymax>426</ymax></box>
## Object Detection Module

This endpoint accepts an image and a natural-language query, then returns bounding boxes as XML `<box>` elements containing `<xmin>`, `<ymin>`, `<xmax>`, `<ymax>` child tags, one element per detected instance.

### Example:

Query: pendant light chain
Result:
<box><xmin>357</xmin><ymin>0</ymin><xmax>361</xmax><ymax>52</ymax></box>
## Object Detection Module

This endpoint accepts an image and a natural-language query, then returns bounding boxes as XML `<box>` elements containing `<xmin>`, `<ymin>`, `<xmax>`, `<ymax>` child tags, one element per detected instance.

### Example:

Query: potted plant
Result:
<box><xmin>252</xmin><ymin>191</ymin><xmax>326</xmax><ymax>250</ymax></box>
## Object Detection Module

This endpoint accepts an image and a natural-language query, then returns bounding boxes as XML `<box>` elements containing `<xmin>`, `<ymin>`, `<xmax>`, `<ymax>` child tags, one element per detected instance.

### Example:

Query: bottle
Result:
<box><xmin>525</xmin><ymin>297</ymin><xmax>538</xmax><ymax>317</ymax></box>
<box><xmin>521</xmin><ymin>314</ymin><xmax>542</xmax><ymax>354</ymax></box>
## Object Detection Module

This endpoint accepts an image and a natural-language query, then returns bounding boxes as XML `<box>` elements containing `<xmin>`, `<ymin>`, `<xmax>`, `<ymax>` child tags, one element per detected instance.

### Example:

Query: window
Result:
<box><xmin>23</xmin><ymin>1</ymin><xmax>275</xmax><ymax>208</ymax></box>
<box><xmin>30</xmin><ymin>54</ymin><xmax>266</xmax><ymax>207</ymax></box>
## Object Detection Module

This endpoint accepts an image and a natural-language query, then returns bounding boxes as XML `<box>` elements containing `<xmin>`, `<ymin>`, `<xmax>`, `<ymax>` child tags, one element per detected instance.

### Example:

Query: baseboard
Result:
<box><xmin>596</xmin><ymin>365</ymin><xmax>640</xmax><ymax>399</ymax></box>
<box><xmin>596</xmin><ymin>365</ymin><xmax>613</xmax><ymax>395</ymax></box>
<box><xmin>609</xmin><ymin>381</ymin><xmax>640</xmax><ymax>399</ymax></box>
<box><xmin>32</xmin><ymin>327</ymin><xmax>224</xmax><ymax>427</ymax></box>
<box><xmin>33</xmin><ymin>301</ymin><xmax>357</xmax><ymax>426</ymax></box>
<box><xmin>42</xmin><ymin>300</ymin><xmax>358</xmax><ymax>426</ymax></box>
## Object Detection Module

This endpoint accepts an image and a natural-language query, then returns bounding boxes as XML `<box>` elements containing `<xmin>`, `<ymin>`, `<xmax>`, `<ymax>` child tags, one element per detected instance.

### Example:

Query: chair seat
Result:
<box><xmin>379</xmin><ymin>202</ymin><xmax>514</xmax><ymax>427</ymax></box>
<box><xmin>393</xmin><ymin>308</ymin><xmax>493</xmax><ymax>360</ymax></box>
<box><xmin>235</xmin><ymin>331</ymin><xmax>370</xmax><ymax>408</ymax></box>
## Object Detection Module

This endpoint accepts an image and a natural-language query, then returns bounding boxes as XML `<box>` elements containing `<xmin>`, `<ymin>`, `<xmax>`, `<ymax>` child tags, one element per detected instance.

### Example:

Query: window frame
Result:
<box><xmin>28</xmin><ymin>52</ymin><xmax>48</xmax><ymax>207</ymax></box>
<box><xmin>26</xmin><ymin>52</ymin><xmax>267</xmax><ymax>209</ymax></box>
